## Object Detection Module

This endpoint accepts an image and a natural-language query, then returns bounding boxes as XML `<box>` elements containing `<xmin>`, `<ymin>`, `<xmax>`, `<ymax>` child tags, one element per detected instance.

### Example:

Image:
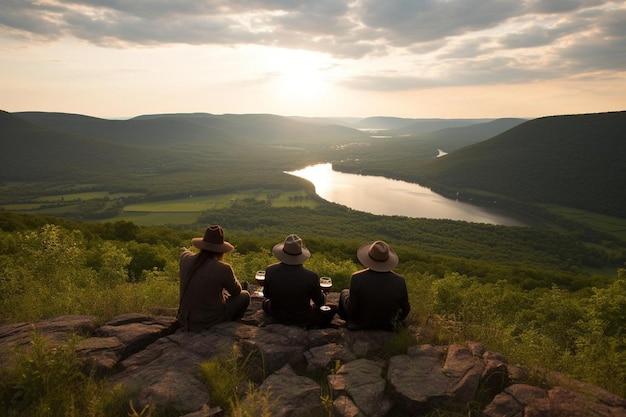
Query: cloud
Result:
<box><xmin>1</xmin><ymin>0</ymin><xmax>624</xmax><ymax>89</ymax></box>
<box><xmin>357</xmin><ymin>0</ymin><xmax>522</xmax><ymax>45</ymax></box>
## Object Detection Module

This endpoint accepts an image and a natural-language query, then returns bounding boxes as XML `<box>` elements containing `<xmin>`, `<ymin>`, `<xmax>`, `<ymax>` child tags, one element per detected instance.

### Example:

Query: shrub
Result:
<box><xmin>0</xmin><ymin>332</ymin><xmax>134</xmax><ymax>417</ymax></box>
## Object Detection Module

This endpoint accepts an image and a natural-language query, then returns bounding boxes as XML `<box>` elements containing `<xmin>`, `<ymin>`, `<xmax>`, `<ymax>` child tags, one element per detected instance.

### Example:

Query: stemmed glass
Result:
<box><xmin>320</xmin><ymin>276</ymin><xmax>332</xmax><ymax>294</ymax></box>
<box><xmin>255</xmin><ymin>270</ymin><xmax>266</xmax><ymax>297</ymax></box>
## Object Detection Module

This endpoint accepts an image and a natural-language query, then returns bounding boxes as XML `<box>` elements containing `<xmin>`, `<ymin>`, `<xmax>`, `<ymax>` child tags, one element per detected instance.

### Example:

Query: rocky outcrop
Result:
<box><xmin>1</xmin><ymin>295</ymin><xmax>625</xmax><ymax>417</ymax></box>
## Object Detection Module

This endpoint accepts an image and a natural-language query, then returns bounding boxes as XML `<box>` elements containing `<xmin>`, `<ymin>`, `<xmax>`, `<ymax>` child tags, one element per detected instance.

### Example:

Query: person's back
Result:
<box><xmin>339</xmin><ymin>240</ymin><xmax>410</xmax><ymax>331</ymax></box>
<box><xmin>178</xmin><ymin>225</ymin><xmax>250</xmax><ymax>332</ymax></box>
<box><xmin>179</xmin><ymin>251</ymin><xmax>243</xmax><ymax>331</ymax></box>
<box><xmin>262</xmin><ymin>234</ymin><xmax>332</xmax><ymax>328</ymax></box>
<box><xmin>264</xmin><ymin>262</ymin><xmax>322</xmax><ymax>326</ymax></box>
<box><xmin>346</xmin><ymin>268</ymin><xmax>409</xmax><ymax>330</ymax></box>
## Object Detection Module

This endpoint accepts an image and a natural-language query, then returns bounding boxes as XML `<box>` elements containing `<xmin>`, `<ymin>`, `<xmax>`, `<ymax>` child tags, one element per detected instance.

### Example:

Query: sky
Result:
<box><xmin>1</xmin><ymin>0</ymin><xmax>625</xmax><ymax>120</ymax></box>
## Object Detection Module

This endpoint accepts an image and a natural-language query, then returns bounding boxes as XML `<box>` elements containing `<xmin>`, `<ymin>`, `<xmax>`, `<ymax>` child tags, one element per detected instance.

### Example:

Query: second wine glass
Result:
<box><xmin>320</xmin><ymin>276</ymin><xmax>332</xmax><ymax>294</ymax></box>
<box><xmin>255</xmin><ymin>270</ymin><xmax>266</xmax><ymax>297</ymax></box>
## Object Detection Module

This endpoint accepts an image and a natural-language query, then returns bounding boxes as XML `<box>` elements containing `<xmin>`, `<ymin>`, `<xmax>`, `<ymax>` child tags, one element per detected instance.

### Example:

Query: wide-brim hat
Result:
<box><xmin>356</xmin><ymin>240</ymin><xmax>399</xmax><ymax>272</ymax></box>
<box><xmin>272</xmin><ymin>234</ymin><xmax>311</xmax><ymax>265</ymax></box>
<box><xmin>192</xmin><ymin>225</ymin><xmax>234</xmax><ymax>253</ymax></box>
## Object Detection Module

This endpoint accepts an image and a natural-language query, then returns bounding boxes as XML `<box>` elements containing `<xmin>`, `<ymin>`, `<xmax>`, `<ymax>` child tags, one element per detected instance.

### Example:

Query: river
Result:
<box><xmin>286</xmin><ymin>163</ymin><xmax>531</xmax><ymax>226</ymax></box>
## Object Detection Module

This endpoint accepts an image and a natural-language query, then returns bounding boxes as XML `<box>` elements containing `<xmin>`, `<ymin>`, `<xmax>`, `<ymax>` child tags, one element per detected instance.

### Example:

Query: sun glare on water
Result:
<box><xmin>286</xmin><ymin>163</ymin><xmax>334</xmax><ymax>195</ymax></box>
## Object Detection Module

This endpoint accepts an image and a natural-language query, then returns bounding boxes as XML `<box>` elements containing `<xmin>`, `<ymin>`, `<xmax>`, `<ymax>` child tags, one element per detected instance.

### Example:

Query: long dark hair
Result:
<box><xmin>189</xmin><ymin>249</ymin><xmax>223</xmax><ymax>277</ymax></box>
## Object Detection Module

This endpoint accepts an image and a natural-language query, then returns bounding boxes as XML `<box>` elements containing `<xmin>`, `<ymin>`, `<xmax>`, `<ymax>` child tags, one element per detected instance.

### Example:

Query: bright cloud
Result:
<box><xmin>0</xmin><ymin>0</ymin><xmax>624</xmax><ymax>118</ymax></box>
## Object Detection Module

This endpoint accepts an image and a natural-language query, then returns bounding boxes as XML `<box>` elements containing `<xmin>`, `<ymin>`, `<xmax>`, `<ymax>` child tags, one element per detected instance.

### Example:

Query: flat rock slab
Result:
<box><xmin>108</xmin><ymin>329</ymin><xmax>237</xmax><ymax>413</ymax></box>
<box><xmin>96</xmin><ymin>313</ymin><xmax>178</xmax><ymax>357</ymax></box>
<box><xmin>387</xmin><ymin>343</ymin><xmax>495</xmax><ymax>414</ymax></box>
<box><xmin>2</xmin><ymin>310</ymin><xmax>625</xmax><ymax>417</ymax></box>
<box><xmin>305</xmin><ymin>342</ymin><xmax>357</xmax><ymax>373</ymax></box>
<box><xmin>0</xmin><ymin>314</ymin><xmax>98</xmax><ymax>367</ymax></box>
<box><xmin>328</xmin><ymin>358</ymin><xmax>393</xmax><ymax>417</ymax></box>
<box><xmin>0</xmin><ymin>315</ymin><xmax>97</xmax><ymax>347</ymax></box>
<box><xmin>259</xmin><ymin>364</ymin><xmax>323</xmax><ymax>417</ymax></box>
<box><xmin>483</xmin><ymin>384</ymin><xmax>626</xmax><ymax>417</ymax></box>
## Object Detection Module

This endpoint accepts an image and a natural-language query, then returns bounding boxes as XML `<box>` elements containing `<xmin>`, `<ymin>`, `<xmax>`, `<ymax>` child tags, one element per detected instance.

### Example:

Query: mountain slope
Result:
<box><xmin>16</xmin><ymin>112</ymin><xmax>366</xmax><ymax>147</ymax></box>
<box><xmin>418</xmin><ymin>118</ymin><xmax>527</xmax><ymax>152</ymax></box>
<box><xmin>396</xmin><ymin>118</ymin><xmax>494</xmax><ymax>134</ymax></box>
<box><xmin>0</xmin><ymin>111</ymin><xmax>169</xmax><ymax>182</ymax></box>
<box><xmin>414</xmin><ymin>111</ymin><xmax>626</xmax><ymax>217</ymax></box>
<box><xmin>0</xmin><ymin>111</ymin><xmax>363</xmax><ymax>197</ymax></box>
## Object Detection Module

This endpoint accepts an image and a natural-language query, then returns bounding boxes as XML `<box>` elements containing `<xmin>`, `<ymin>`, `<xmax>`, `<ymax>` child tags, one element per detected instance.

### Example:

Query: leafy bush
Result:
<box><xmin>1</xmin><ymin>215</ymin><xmax>625</xmax><ymax>402</ymax></box>
<box><xmin>0</xmin><ymin>332</ymin><xmax>134</xmax><ymax>417</ymax></box>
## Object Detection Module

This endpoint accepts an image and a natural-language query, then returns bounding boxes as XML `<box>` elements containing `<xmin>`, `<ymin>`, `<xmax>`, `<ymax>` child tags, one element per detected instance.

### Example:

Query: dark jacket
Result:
<box><xmin>178</xmin><ymin>250</ymin><xmax>242</xmax><ymax>331</ymax></box>
<box><xmin>344</xmin><ymin>268</ymin><xmax>410</xmax><ymax>330</ymax></box>
<box><xmin>263</xmin><ymin>262</ymin><xmax>324</xmax><ymax>327</ymax></box>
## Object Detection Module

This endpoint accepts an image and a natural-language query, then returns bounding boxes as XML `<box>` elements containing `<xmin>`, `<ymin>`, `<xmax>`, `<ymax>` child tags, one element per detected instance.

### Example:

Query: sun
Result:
<box><xmin>266</xmin><ymin>48</ymin><xmax>331</xmax><ymax>99</ymax></box>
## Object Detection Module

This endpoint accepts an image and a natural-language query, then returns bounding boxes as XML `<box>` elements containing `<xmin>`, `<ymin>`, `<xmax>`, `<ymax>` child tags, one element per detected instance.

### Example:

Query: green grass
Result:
<box><xmin>2</xmin><ymin>189</ymin><xmax>318</xmax><ymax>226</ymax></box>
<box><xmin>112</xmin><ymin>211</ymin><xmax>202</xmax><ymax>226</ymax></box>
<box><xmin>200</xmin><ymin>346</ymin><xmax>277</xmax><ymax>416</ymax></box>
<box><xmin>0</xmin><ymin>332</ymin><xmax>136</xmax><ymax>417</ymax></box>
<box><xmin>124</xmin><ymin>191</ymin><xmax>317</xmax><ymax>213</ymax></box>
<box><xmin>34</xmin><ymin>191</ymin><xmax>143</xmax><ymax>202</ymax></box>
<box><xmin>110</xmin><ymin>190</ymin><xmax>319</xmax><ymax>225</ymax></box>
<box><xmin>32</xmin><ymin>204</ymin><xmax>82</xmax><ymax>215</ymax></box>
<box><xmin>546</xmin><ymin>205</ymin><xmax>626</xmax><ymax>241</ymax></box>
<box><xmin>1</xmin><ymin>203</ymin><xmax>45</xmax><ymax>210</ymax></box>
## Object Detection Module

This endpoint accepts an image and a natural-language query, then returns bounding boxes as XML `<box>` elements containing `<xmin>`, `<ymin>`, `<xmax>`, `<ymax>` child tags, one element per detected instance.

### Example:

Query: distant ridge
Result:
<box><xmin>385</xmin><ymin>118</ymin><xmax>528</xmax><ymax>154</ymax></box>
<box><xmin>16</xmin><ymin>111</ymin><xmax>366</xmax><ymax>147</ymax></box>
<box><xmin>415</xmin><ymin>111</ymin><xmax>626</xmax><ymax>218</ymax></box>
<box><xmin>355</xmin><ymin>116</ymin><xmax>494</xmax><ymax>133</ymax></box>
<box><xmin>1</xmin><ymin>110</ymin><xmax>368</xmax><ymax>194</ymax></box>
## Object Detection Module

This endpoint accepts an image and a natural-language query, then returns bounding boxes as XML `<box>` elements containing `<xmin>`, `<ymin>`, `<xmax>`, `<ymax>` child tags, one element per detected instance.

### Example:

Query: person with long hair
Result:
<box><xmin>178</xmin><ymin>225</ymin><xmax>250</xmax><ymax>331</ymax></box>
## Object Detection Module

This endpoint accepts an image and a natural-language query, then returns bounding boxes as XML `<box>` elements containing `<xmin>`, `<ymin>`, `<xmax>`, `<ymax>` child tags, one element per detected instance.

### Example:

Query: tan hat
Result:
<box><xmin>272</xmin><ymin>234</ymin><xmax>311</xmax><ymax>265</ymax></box>
<box><xmin>356</xmin><ymin>240</ymin><xmax>399</xmax><ymax>272</ymax></box>
<box><xmin>191</xmin><ymin>225</ymin><xmax>234</xmax><ymax>252</ymax></box>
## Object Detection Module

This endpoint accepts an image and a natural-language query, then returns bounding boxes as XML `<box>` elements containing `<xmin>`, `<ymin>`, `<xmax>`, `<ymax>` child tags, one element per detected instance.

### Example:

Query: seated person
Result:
<box><xmin>339</xmin><ymin>240</ymin><xmax>410</xmax><ymax>331</ymax></box>
<box><xmin>262</xmin><ymin>234</ymin><xmax>335</xmax><ymax>328</ymax></box>
<box><xmin>178</xmin><ymin>225</ymin><xmax>250</xmax><ymax>332</ymax></box>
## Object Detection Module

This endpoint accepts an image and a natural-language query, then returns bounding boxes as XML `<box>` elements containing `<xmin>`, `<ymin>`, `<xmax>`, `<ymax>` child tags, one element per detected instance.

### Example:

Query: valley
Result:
<box><xmin>1</xmin><ymin>109</ymin><xmax>626</xmax><ymax>406</ymax></box>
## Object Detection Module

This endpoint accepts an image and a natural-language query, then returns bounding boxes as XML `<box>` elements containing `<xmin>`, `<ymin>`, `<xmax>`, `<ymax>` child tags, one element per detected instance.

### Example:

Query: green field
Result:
<box><xmin>546</xmin><ymin>206</ymin><xmax>626</xmax><ymax>241</ymax></box>
<box><xmin>117</xmin><ymin>191</ymin><xmax>319</xmax><ymax>226</ymax></box>
<box><xmin>123</xmin><ymin>191</ymin><xmax>317</xmax><ymax>212</ymax></box>
<box><xmin>112</xmin><ymin>211</ymin><xmax>202</xmax><ymax>226</ymax></box>
<box><xmin>1</xmin><ymin>189</ymin><xmax>318</xmax><ymax>225</ymax></box>
<box><xmin>34</xmin><ymin>191</ymin><xmax>143</xmax><ymax>202</ymax></box>
<box><xmin>116</xmin><ymin>191</ymin><xmax>318</xmax><ymax>225</ymax></box>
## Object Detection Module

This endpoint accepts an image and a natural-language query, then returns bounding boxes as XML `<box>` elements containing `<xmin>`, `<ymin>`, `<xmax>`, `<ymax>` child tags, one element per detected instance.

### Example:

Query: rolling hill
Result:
<box><xmin>15</xmin><ymin>111</ymin><xmax>367</xmax><ymax>147</ymax></box>
<box><xmin>0</xmin><ymin>110</ymin><xmax>164</xmax><ymax>182</ymax></box>
<box><xmin>410</xmin><ymin>118</ymin><xmax>527</xmax><ymax>153</ymax></box>
<box><xmin>0</xmin><ymin>111</ymin><xmax>368</xmax><ymax>199</ymax></box>
<box><xmin>3</xmin><ymin>109</ymin><xmax>624</xmax><ymax>220</ymax></box>
<box><xmin>411</xmin><ymin>111</ymin><xmax>626</xmax><ymax>218</ymax></box>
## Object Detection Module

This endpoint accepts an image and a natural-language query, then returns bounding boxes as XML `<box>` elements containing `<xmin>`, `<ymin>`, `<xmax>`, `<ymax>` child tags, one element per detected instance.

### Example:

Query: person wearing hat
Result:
<box><xmin>178</xmin><ymin>225</ymin><xmax>250</xmax><ymax>332</ymax></box>
<box><xmin>262</xmin><ymin>234</ymin><xmax>335</xmax><ymax>328</ymax></box>
<box><xmin>339</xmin><ymin>240</ymin><xmax>410</xmax><ymax>331</ymax></box>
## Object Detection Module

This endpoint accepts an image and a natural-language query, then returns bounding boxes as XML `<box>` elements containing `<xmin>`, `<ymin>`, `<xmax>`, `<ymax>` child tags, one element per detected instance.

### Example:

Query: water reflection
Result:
<box><xmin>286</xmin><ymin>163</ymin><xmax>529</xmax><ymax>226</ymax></box>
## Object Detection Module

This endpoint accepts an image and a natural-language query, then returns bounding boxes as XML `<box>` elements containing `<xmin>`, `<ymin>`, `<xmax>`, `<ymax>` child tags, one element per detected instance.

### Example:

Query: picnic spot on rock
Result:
<box><xmin>1</xmin><ymin>292</ymin><xmax>625</xmax><ymax>417</ymax></box>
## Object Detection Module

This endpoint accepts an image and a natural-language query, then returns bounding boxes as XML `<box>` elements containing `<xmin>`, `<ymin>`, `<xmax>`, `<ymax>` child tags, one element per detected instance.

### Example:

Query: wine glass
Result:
<box><xmin>320</xmin><ymin>276</ymin><xmax>332</xmax><ymax>294</ymax></box>
<box><xmin>255</xmin><ymin>270</ymin><xmax>266</xmax><ymax>297</ymax></box>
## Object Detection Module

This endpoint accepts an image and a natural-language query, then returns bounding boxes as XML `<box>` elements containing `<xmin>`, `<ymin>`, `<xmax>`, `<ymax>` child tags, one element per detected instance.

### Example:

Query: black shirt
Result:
<box><xmin>264</xmin><ymin>262</ymin><xmax>324</xmax><ymax>327</ymax></box>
